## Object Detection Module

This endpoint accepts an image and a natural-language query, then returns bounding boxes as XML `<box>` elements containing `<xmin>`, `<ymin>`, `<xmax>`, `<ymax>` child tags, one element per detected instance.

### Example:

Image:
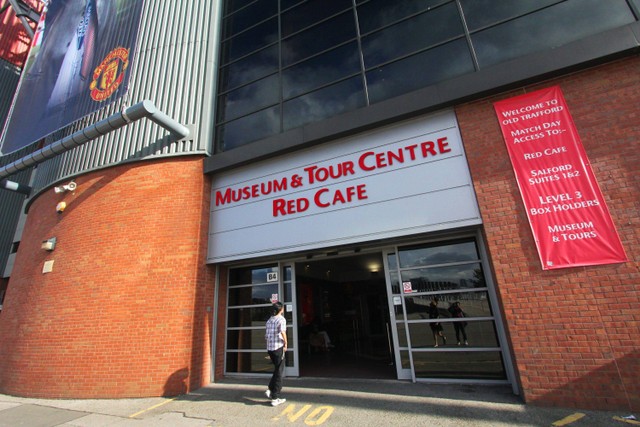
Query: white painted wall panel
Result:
<box><xmin>208</xmin><ymin>110</ymin><xmax>481</xmax><ymax>262</ymax></box>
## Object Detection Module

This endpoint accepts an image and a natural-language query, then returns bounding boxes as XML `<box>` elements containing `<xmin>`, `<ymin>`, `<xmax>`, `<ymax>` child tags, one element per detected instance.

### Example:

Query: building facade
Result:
<box><xmin>0</xmin><ymin>0</ymin><xmax>638</xmax><ymax>411</ymax></box>
<box><xmin>0</xmin><ymin>0</ymin><xmax>42</xmax><ymax>315</ymax></box>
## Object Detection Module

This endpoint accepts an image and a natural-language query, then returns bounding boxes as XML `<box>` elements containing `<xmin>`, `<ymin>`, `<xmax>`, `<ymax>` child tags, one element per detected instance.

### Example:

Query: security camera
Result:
<box><xmin>54</xmin><ymin>181</ymin><xmax>77</xmax><ymax>193</ymax></box>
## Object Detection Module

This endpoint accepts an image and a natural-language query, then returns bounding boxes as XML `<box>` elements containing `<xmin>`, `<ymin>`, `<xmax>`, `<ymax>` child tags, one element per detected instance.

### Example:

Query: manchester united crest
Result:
<box><xmin>90</xmin><ymin>47</ymin><xmax>130</xmax><ymax>101</ymax></box>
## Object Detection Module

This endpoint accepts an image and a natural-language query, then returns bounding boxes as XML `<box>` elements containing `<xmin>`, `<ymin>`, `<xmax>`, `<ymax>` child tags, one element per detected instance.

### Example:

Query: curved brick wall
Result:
<box><xmin>0</xmin><ymin>157</ymin><xmax>214</xmax><ymax>398</ymax></box>
<box><xmin>456</xmin><ymin>57</ymin><xmax>640</xmax><ymax>411</ymax></box>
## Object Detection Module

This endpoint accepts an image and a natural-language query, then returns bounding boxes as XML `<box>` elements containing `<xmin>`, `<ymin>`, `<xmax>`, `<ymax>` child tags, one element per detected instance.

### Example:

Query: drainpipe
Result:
<box><xmin>0</xmin><ymin>100</ymin><xmax>190</xmax><ymax>182</ymax></box>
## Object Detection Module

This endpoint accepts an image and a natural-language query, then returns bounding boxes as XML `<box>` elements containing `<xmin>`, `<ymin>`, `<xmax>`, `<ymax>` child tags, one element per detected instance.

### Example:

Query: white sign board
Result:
<box><xmin>208</xmin><ymin>110</ymin><xmax>481</xmax><ymax>263</ymax></box>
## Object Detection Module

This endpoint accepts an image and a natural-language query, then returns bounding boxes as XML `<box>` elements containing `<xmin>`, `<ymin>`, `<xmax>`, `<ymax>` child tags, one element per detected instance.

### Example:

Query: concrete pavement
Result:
<box><xmin>0</xmin><ymin>378</ymin><xmax>636</xmax><ymax>426</ymax></box>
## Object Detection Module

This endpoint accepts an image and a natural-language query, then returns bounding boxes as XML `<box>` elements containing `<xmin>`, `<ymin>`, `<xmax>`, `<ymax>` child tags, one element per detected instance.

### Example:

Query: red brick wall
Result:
<box><xmin>456</xmin><ymin>56</ymin><xmax>640</xmax><ymax>411</ymax></box>
<box><xmin>0</xmin><ymin>156</ymin><xmax>215</xmax><ymax>398</ymax></box>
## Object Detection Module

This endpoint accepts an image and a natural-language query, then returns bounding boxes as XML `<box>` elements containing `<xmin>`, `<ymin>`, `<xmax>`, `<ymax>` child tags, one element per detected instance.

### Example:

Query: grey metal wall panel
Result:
<box><xmin>29</xmin><ymin>0</ymin><xmax>221</xmax><ymax>194</ymax></box>
<box><xmin>0</xmin><ymin>62</ymin><xmax>27</xmax><ymax>276</ymax></box>
<box><xmin>0</xmin><ymin>149</ymin><xmax>33</xmax><ymax>277</ymax></box>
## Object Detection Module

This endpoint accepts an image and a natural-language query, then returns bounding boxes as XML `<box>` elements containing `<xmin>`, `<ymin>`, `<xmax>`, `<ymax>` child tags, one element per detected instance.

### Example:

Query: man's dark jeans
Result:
<box><xmin>267</xmin><ymin>347</ymin><xmax>285</xmax><ymax>399</ymax></box>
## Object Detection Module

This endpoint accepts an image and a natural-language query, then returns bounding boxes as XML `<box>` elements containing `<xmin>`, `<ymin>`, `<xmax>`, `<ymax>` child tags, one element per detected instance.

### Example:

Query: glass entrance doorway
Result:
<box><xmin>295</xmin><ymin>253</ymin><xmax>396</xmax><ymax>379</ymax></box>
<box><xmin>384</xmin><ymin>236</ymin><xmax>514</xmax><ymax>385</ymax></box>
<box><xmin>222</xmin><ymin>232</ymin><xmax>515</xmax><ymax>390</ymax></box>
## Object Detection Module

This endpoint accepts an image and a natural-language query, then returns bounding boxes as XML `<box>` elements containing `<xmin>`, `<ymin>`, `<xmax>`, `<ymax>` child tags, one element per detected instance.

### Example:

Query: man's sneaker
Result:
<box><xmin>265</xmin><ymin>389</ymin><xmax>271</xmax><ymax>398</ymax></box>
<box><xmin>271</xmin><ymin>398</ymin><xmax>286</xmax><ymax>406</ymax></box>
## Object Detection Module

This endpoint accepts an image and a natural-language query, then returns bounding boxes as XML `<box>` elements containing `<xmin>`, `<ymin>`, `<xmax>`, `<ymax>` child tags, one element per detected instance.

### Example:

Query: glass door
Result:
<box><xmin>224</xmin><ymin>263</ymin><xmax>299</xmax><ymax>377</ymax></box>
<box><xmin>384</xmin><ymin>236</ymin><xmax>512</xmax><ymax>383</ymax></box>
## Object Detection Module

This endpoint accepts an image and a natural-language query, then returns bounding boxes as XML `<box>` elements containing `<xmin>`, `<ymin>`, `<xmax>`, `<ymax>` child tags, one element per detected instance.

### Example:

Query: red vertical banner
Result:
<box><xmin>493</xmin><ymin>86</ymin><xmax>627</xmax><ymax>270</ymax></box>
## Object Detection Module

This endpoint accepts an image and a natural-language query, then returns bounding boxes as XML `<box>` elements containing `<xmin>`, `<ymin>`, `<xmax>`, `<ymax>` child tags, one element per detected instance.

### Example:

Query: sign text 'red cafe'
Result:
<box><xmin>214</xmin><ymin>138</ymin><xmax>452</xmax><ymax>217</ymax></box>
<box><xmin>207</xmin><ymin>110</ymin><xmax>481</xmax><ymax>263</ymax></box>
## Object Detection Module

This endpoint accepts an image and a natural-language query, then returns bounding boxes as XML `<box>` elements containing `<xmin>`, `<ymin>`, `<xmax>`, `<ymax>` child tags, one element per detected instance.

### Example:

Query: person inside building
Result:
<box><xmin>309</xmin><ymin>321</ymin><xmax>333</xmax><ymax>352</ymax></box>
<box><xmin>448</xmin><ymin>301</ymin><xmax>469</xmax><ymax>346</ymax></box>
<box><xmin>427</xmin><ymin>298</ymin><xmax>446</xmax><ymax>347</ymax></box>
<box><xmin>265</xmin><ymin>301</ymin><xmax>287</xmax><ymax>406</ymax></box>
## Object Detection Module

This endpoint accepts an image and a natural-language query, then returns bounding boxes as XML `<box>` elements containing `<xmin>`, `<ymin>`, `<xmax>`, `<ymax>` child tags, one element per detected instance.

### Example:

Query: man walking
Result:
<box><xmin>265</xmin><ymin>301</ymin><xmax>287</xmax><ymax>406</ymax></box>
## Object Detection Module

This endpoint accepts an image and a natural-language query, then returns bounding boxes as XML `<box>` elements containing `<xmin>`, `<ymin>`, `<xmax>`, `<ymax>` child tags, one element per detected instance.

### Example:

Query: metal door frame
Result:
<box><xmin>281</xmin><ymin>261</ymin><xmax>300</xmax><ymax>377</ymax></box>
<box><xmin>382</xmin><ymin>248</ymin><xmax>413</xmax><ymax>380</ymax></box>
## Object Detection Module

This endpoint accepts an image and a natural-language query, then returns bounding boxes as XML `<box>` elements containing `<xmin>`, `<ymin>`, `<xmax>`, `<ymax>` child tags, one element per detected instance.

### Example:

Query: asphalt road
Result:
<box><xmin>0</xmin><ymin>377</ymin><xmax>636</xmax><ymax>426</ymax></box>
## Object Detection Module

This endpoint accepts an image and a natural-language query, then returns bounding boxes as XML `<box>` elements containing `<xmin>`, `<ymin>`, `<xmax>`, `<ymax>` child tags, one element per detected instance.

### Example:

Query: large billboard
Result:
<box><xmin>208</xmin><ymin>110</ymin><xmax>482</xmax><ymax>263</ymax></box>
<box><xmin>494</xmin><ymin>85</ymin><xmax>627</xmax><ymax>270</ymax></box>
<box><xmin>0</xmin><ymin>0</ymin><xmax>145</xmax><ymax>155</ymax></box>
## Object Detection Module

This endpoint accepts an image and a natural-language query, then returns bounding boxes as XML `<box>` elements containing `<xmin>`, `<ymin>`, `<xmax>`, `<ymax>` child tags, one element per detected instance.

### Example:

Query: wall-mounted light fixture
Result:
<box><xmin>1</xmin><ymin>179</ymin><xmax>32</xmax><ymax>195</ymax></box>
<box><xmin>41</xmin><ymin>237</ymin><xmax>57</xmax><ymax>251</ymax></box>
<box><xmin>54</xmin><ymin>181</ymin><xmax>76</xmax><ymax>193</ymax></box>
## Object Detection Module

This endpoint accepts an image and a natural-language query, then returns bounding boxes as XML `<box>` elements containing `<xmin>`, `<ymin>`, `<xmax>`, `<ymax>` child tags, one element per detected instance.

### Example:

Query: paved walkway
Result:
<box><xmin>0</xmin><ymin>378</ymin><xmax>636</xmax><ymax>426</ymax></box>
